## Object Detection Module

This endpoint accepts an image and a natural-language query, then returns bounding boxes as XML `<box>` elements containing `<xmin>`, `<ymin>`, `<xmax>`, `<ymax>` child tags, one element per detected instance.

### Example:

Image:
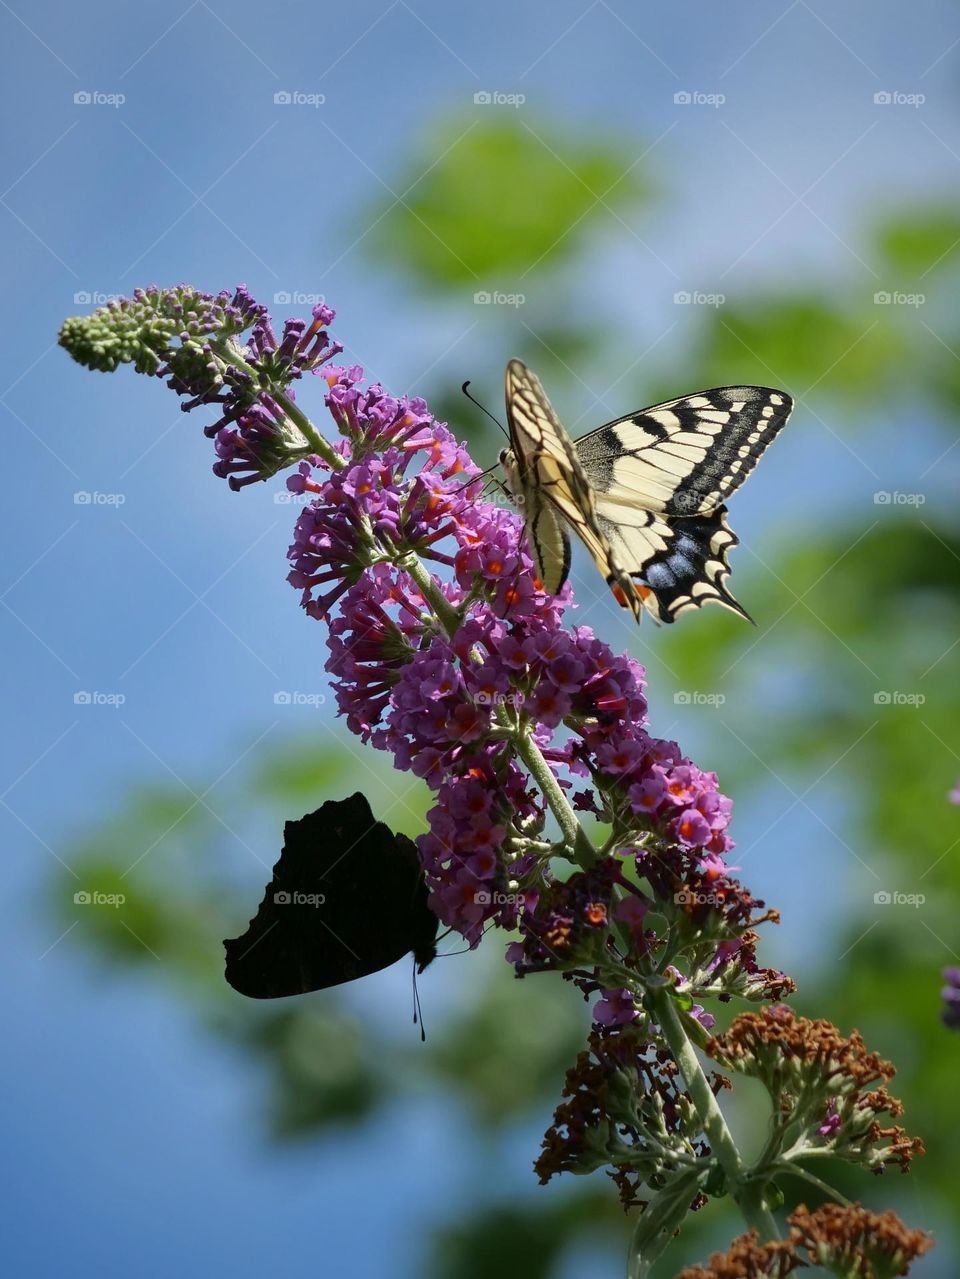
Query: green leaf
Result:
<box><xmin>874</xmin><ymin>207</ymin><xmax>960</xmax><ymax>277</ymax></box>
<box><xmin>692</xmin><ymin>295</ymin><xmax>905</xmax><ymax>400</ymax></box>
<box><xmin>361</xmin><ymin>116</ymin><xmax>653</xmax><ymax>289</ymax></box>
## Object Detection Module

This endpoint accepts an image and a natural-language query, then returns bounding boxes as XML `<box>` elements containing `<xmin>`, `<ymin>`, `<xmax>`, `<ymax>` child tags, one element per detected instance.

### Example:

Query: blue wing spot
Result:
<box><xmin>668</xmin><ymin>552</ymin><xmax>696</xmax><ymax>578</ymax></box>
<box><xmin>645</xmin><ymin>562</ymin><xmax>674</xmax><ymax>589</ymax></box>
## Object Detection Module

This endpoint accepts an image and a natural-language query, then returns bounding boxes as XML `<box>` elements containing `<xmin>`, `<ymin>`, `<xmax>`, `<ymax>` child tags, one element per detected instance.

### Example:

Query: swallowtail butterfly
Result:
<box><xmin>500</xmin><ymin>359</ymin><xmax>792</xmax><ymax>624</ymax></box>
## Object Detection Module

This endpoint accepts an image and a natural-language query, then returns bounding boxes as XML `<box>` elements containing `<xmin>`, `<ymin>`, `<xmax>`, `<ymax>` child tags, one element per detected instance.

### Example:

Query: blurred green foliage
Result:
<box><xmin>53</xmin><ymin>117</ymin><xmax>960</xmax><ymax>1275</ymax></box>
<box><xmin>361</xmin><ymin>114</ymin><xmax>655</xmax><ymax>454</ymax></box>
<box><xmin>425</xmin><ymin>1189</ymin><xmax>627</xmax><ymax>1279</ymax></box>
<box><xmin>364</xmin><ymin>115</ymin><xmax>652</xmax><ymax>288</ymax></box>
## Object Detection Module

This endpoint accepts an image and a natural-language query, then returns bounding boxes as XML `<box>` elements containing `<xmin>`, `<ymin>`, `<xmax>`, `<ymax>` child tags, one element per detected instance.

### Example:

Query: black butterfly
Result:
<box><xmin>224</xmin><ymin>792</ymin><xmax>438</xmax><ymax>999</ymax></box>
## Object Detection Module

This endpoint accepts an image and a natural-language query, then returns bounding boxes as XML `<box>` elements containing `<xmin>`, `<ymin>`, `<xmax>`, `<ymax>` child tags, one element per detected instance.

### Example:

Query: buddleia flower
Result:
<box><xmin>60</xmin><ymin>284</ymin><xmax>930</xmax><ymax>1277</ymax></box>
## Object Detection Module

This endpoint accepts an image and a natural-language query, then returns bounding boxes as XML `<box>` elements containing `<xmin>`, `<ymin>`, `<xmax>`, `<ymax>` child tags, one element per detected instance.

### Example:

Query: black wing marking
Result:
<box><xmin>504</xmin><ymin>359</ymin><xmax>646</xmax><ymax>620</ymax></box>
<box><xmin>528</xmin><ymin>497</ymin><xmax>571</xmax><ymax>596</ymax></box>
<box><xmin>595</xmin><ymin>504</ymin><xmax>750</xmax><ymax>624</ymax></box>
<box><xmin>575</xmin><ymin>386</ymin><xmax>792</xmax><ymax>516</ymax></box>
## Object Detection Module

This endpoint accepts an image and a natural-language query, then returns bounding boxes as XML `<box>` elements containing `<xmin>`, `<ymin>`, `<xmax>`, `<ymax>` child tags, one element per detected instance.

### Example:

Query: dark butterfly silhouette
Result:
<box><xmin>224</xmin><ymin>792</ymin><xmax>438</xmax><ymax>999</ymax></box>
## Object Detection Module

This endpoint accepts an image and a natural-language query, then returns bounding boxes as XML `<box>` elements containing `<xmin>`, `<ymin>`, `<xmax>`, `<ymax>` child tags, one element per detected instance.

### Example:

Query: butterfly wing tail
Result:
<box><xmin>599</xmin><ymin>505</ymin><xmax>752</xmax><ymax>624</ymax></box>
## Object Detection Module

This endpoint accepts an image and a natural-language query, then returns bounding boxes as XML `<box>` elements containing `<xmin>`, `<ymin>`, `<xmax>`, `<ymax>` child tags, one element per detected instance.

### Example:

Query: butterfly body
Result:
<box><xmin>501</xmin><ymin>360</ymin><xmax>792</xmax><ymax>624</ymax></box>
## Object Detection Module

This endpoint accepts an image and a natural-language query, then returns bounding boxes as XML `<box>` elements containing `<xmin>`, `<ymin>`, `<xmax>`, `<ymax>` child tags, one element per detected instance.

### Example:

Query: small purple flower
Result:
<box><xmin>628</xmin><ymin>774</ymin><xmax>667</xmax><ymax>815</ymax></box>
<box><xmin>818</xmin><ymin>1099</ymin><xmax>842</xmax><ymax>1137</ymax></box>
<box><xmin>615</xmin><ymin>895</ymin><xmax>649</xmax><ymax>940</ymax></box>
<box><xmin>527</xmin><ymin>683</ymin><xmax>572</xmax><ymax>728</ymax></box>
<box><xmin>594</xmin><ymin>987</ymin><xmax>638</xmax><ymax>1027</ymax></box>
<box><xmin>689</xmin><ymin>1004</ymin><xmax>716</xmax><ymax>1031</ymax></box>
<box><xmin>596</xmin><ymin>737</ymin><xmax>648</xmax><ymax>777</ymax></box>
<box><xmin>673</xmin><ymin>808</ymin><xmax>714</xmax><ymax>849</ymax></box>
<box><xmin>942</xmin><ymin>966</ymin><xmax>960</xmax><ymax>1030</ymax></box>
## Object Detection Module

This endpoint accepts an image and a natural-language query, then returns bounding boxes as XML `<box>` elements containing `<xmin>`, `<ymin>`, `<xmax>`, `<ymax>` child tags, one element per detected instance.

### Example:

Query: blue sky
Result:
<box><xmin>4</xmin><ymin>2</ymin><xmax>959</xmax><ymax>1275</ymax></box>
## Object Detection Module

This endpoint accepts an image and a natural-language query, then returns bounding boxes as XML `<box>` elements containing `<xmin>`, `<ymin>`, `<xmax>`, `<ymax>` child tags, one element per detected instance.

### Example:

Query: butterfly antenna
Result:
<box><xmin>412</xmin><ymin>962</ymin><xmax>427</xmax><ymax>1043</ymax></box>
<box><xmin>437</xmin><ymin>940</ymin><xmax>476</xmax><ymax>957</ymax></box>
<box><xmin>462</xmin><ymin>380</ymin><xmax>510</xmax><ymax>442</ymax></box>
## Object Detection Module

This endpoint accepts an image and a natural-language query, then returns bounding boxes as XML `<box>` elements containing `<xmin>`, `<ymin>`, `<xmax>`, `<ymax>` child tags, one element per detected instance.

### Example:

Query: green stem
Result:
<box><xmin>208</xmin><ymin>338</ymin><xmax>339</xmax><ymax>466</ymax></box>
<box><xmin>626</xmin><ymin>1167</ymin><xmax>705</xmax><ymax>1279</ymax></box>
<box><xmin>512</xmin><ymin>728</ymin><xmax>597</xmax><ymax>868</ymax></box>
<box><xmin>402</xmin><ymin>554</ymin><xmax>463</xmax><ymax>637</ymax></box>
<box><xmin>651</xmin><ymin>990</ymin><xmax>779</xmax><ymax>1241</ymax></box>
<box><xmin>734</xmin><ymin>1180</ymin><xmax>780</xmax><ymax>1241</ymax></box>
<box><xmin>777</xmin><ymin>1160</ymin><xmax>852</xmax><ymax>1206</ymax></box>
<box><xmin>273</xmin><ymin>387</ymin><xmax>338</xmax><ymax>464</ymax></box>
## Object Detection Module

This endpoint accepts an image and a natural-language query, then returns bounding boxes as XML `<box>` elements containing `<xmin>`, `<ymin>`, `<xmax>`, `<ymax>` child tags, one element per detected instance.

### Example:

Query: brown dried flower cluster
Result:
<box><xmin>705</xmin><ymin>1006</ymin><xmax>923</xmax><ymax>1173</ymax></box>
<box><xmin>677</xmin><ymin>1202</ymin><xmax>933</xmax><ymax>1278</ymax></box>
